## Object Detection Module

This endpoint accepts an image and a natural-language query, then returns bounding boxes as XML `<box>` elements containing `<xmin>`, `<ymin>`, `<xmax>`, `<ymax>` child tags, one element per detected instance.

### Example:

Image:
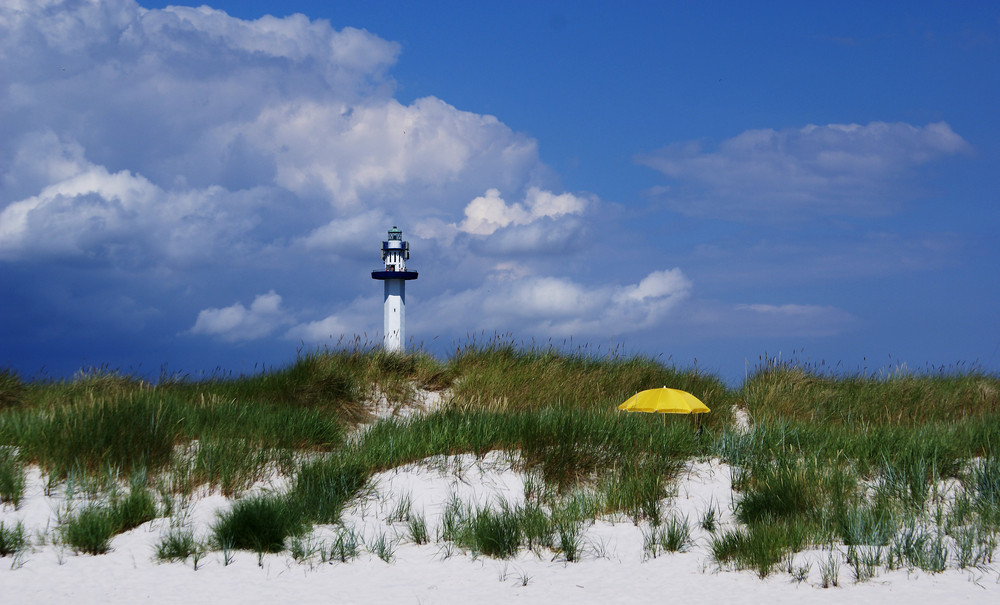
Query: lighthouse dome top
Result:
<box><xmin>387</xmin><ymin>226</ymin><xmax>403</xmax><ymax>241</ymax></box>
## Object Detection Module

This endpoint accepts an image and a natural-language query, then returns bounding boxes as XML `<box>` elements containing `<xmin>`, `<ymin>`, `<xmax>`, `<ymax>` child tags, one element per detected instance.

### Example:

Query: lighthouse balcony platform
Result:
<box><xmin>372</xmin><ymin>270</ymin><xmax>419</xmax><ymax>280</ymax></box>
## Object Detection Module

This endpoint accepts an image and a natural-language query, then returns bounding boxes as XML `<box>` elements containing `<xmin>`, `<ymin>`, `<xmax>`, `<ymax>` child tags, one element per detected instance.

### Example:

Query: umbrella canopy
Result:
<box><xmin>618</xmin><ymin>387</ymin><xmax>710</xmax><ymax>414</ymax></box>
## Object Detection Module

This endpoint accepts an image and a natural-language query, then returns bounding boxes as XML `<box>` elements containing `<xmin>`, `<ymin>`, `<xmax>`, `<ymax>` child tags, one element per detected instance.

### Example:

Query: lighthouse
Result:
<box><xmin>372</xmin><ymin>226</ymin><xmax>418</xmax><ymax>352</ymax></box>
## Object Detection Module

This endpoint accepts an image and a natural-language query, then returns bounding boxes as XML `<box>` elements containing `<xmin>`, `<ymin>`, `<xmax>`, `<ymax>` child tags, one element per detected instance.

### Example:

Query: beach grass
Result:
<box><xmin>0</xmin><ymin>448</ymin><xmax>25</xmax><ymax>507</ymax></box>
<box><xmin>711</xmin><ymin>356</ymin><xmax>1000</xmax><ymax>577</ymax></box>
<box><xmin>327</xmin><ymin>525</ymin><xmax>361</xmax><ymax>563</ymax></box>
<box><xmin>446</xmin><ymin>338</ymin><xmax>736</xmax><ymax>430</ymax></box>
<box><xmin>60</xmin><ymin>484</ymin><xmax>157</xmax><ymax>555</ymax></box>
<box><xmin>211</xmin><ymin>493</ymin><xmax>307</xmax><ymax>553</ymax></box>
<box><xmin>644</xmin><ymin>514</ymin><xmax>693</xmax><ymax>558</ymax></box>
<box><xmin>458</xmin><ymin>501</ymin><xmax>525</xmax><ymax>559</ymax></box>
<box><xmin>0</xmin><ymin>369</ymin><xmax>26</xmax><ymax>410</ymax></box>
<box><xmin>0</xmin><ymin>521</ymin><xmax>27</xmax><ymax>557</ymax></box>
<box><xmin>742</xmin><ymin>355</ymin><xmax>999</xmax><ymax>426</ymax></box>
<box><xmin>2</xmin><ymin>343</ymin><xmax>998</xmax><ymax>577</ymax></box>
<box><xmin>438</xmin><ymin>493</ymin><xmax>595</xmax><ymax>561</ymax></box>
<box><xmin>406</xmin><ymin>512</ymin><xmax>430</xmax><ymax>545</ymax></box>
<box><xmin>155</xmin><ymin>526</ymin><xmax>201</xmax><ymax>563</ymax></box>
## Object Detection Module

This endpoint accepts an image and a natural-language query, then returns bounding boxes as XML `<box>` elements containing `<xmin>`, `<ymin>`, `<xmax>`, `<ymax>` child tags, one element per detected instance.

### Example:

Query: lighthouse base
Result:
<box><xmin>383</xmin><ymin>279</ymin><xmax>405</xmax><ymax>352</ymax></box>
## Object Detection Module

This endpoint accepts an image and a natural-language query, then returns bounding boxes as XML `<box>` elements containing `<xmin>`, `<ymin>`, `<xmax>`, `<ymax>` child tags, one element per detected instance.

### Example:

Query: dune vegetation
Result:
<box><xmin>0</xmin><ymin>339</ymin><xmax>998</xmax><ymax>581</ymax></box>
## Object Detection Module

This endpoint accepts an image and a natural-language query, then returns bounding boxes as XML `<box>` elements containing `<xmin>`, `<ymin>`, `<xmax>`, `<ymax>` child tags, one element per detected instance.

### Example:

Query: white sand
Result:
<box><xmin>3</xmin><ymin>453</ymin><xmax>998</xmax><ymax>604</ymax></box>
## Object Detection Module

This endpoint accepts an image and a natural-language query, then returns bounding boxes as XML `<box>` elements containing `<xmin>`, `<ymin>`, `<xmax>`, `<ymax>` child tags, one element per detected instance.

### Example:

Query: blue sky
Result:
<box><xmin>2</xmin><ymin>1</ymin><xmax>998</xmax><ymax>383</ymax></box>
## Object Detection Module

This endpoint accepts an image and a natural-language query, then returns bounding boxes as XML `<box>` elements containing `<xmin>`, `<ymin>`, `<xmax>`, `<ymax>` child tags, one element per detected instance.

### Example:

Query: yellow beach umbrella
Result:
<box><xmin>618</xmin><ymin>387</ymin><xmax>710</xmax><ymax>414</ymax></box>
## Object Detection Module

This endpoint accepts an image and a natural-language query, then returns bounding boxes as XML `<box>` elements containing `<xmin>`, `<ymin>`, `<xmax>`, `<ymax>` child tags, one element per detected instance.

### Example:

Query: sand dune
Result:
<box><xmin>3</xmin><ymin>452</ymin><xmax>998</xmax><ymax>604</ymax></box>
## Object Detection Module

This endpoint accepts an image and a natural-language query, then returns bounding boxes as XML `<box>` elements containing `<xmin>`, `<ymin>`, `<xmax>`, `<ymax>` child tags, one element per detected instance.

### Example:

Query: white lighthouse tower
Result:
<box><xmin>372</xmin><ymin>226</ymin><xmax>418</xmax><ymax>352</ymax></box>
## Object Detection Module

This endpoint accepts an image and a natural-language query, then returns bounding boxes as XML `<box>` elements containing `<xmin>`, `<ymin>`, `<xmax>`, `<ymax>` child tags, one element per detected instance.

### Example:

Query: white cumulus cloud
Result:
<box><xmin>457</xmin><ymin>187</ymin><xmax>587</xmax><ymax>236</ymax></box>
<box><xmin>418</xmin><ymin>267</ymin><xmax>692</xmax><ymax>338</ymax></box>
<box><xmin>190</xmin><ymin>291</ymin><xmax>290</xmax><ymax>341</ymax></box>
<box><xmin>285</xmin><ymin>315</ymin><xmax>354</xmax><ymax>344</ymax></box>
<box><xmin>637</xmin><ymin>121</ymin><xmax>970</xmax><ymax>221</ymax></box>
<box><xmin>0</xmin><ymin>0</ymin><xmax>549</xmax><ymax>268</ymax></box>
<box><xmin>0</xmin><ymin>131</ymin><xmax>257</xmax><ymax>263</ymax></box>
<box><xmin>241</xmin><ymin>97</ymin><xmax>538</xmax><ymax>209</ymax></box>
<box><xmin>1</xmin><ymin>0</ymin><xmax>595</xmax><ymax>346</ymax></box>
<box><xmin>283</xmin><ymin>295</ymin><xmax>380</xmax><ymax>344</ymax></box>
